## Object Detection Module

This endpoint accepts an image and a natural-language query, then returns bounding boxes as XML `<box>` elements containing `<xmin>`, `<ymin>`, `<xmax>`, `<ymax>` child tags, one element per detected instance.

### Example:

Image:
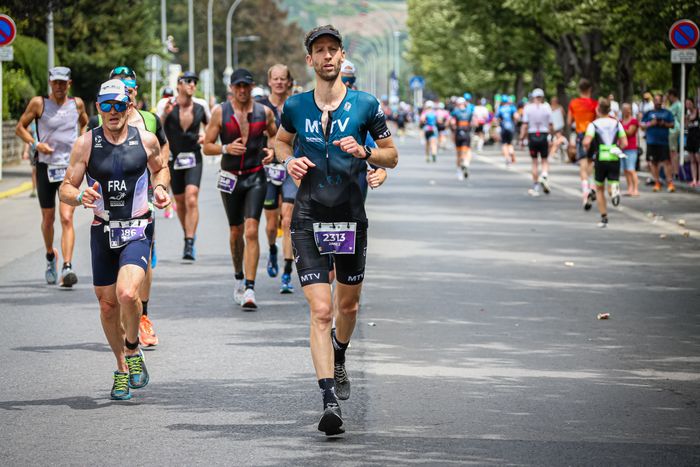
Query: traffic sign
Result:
<box><xmin>669</xmin><ymin>20</ymin><xmax>699</xmax><ymax>49</ymax></box>
<box><xmin>0</xmin><ymin>46</ymin><xmax>13</xmax><ymax>62</ymax></box>
<box><xmin>0</xmin><ymin>15</ymin><xmax>16</xmax><ymax>47</ymax></box>
<box><xmin>409</xmin><ymin>76</ymin><xmax>425</xmax><ymax>90</ymax></box>
<box><xmin>671</xmin><ymin>49</ymin><xmax>697</xmax><ymax>64</ymax></box>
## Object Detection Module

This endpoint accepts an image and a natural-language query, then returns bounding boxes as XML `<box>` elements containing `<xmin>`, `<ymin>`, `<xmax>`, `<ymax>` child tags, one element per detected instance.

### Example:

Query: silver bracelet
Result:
<box><xmin>283</xmin><ymin>156</ymin><xmax>295</xmax><ymax>169</ymax></box>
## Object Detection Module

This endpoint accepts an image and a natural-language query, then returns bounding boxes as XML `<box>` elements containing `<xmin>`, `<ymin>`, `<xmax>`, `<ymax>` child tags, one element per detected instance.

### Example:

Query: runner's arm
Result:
<box><xmin>264</xmin><ymin>106</ymin><xmax>278</xmax><ymax>164</ymax></box>
<box><xmin>582</xmin><ymin>123</ymin><xmax>594</xmax><ymax>151</ymax></box>
<box><xmin>143</xmin><ymin>131</ymin><xmax>171</xmax><ymax>209</ymax></box>
<box><xmin>59</xmin><ymin>133</ymin><xmax>97</xmax><ymax>207</ymax></box>
<box><xmin>15</xmin><ymin>97</ymin><xmax>42</xmax><ymax>145</ymax></box>
<box><xmin>202</xmin><ymin>105</ymin><xmax>225</xmax><ymax>155</ymax></box>
<box><xmin>75</xmin><ymin>97</ymin><xmax>89</xmax><ymax>134</ymax></box>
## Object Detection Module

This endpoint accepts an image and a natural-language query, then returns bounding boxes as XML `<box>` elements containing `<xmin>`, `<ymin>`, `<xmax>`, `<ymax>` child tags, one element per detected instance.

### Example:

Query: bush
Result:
<box><xmin>2</xmin><ymin>68</ymin><xmax>36</xmax><ymax>119</ymax></box>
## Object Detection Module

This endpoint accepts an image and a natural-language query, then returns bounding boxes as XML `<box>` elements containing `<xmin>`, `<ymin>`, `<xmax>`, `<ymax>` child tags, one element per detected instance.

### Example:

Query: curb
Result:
<box><xmin>0</xmin><ymin>181</ymin><xmax>33</xmax><ymax>200</ymax></box>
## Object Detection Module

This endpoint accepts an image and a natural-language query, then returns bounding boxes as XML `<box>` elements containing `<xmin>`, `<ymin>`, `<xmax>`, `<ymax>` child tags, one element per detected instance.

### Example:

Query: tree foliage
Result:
<box><xmin>407</xmin><ymin>0</ymin><xmax>700</xmax><ymax>103</ymax></box>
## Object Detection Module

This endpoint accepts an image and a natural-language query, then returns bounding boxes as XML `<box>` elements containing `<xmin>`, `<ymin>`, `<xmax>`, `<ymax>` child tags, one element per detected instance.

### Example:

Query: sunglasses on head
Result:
<box><xmin>99</xmin><ymin>101</ymin><xmax>128</xmax><ymax>113</ymax></box>
<box><xmin>179</xmin><ymin>78</ymin><xmax>197</xmax><ymax>85</ymax></box>
<box><xmin>111</xmin><ymin>66</ymin><xmax>135</xmax><ymax>78</ymax></box>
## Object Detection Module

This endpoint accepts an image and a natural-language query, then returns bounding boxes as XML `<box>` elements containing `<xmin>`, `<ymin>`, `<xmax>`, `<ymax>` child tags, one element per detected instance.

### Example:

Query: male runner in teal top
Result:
<box><xmin>275</xmin><ymin>25</ymin><xmax>398</xmax><ymax>436</ymax></box>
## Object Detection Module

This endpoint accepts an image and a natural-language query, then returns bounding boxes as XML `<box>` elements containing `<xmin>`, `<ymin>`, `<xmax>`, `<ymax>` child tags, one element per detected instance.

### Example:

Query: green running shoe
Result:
<box><xmin>125</xmin><ymin>350</ymin><xmax>149</xmax><ymax>389</ymax></box>
<box><xmin>110</xmin><ymin>371</ymin><xmax>131</xmax><ymax>400</ymax></box>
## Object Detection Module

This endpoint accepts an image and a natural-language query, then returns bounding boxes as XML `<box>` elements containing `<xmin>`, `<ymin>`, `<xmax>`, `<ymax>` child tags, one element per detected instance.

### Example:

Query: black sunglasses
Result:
<box><xmin>179</xmin><ymin>78</ymin><xmax>197</xmax><ymax>85</ymax></box>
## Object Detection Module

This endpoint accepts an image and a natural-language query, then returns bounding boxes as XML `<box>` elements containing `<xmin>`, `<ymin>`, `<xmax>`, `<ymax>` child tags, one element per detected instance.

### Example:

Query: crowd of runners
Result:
<box><xmin>14</xmin><ymin>25</ymin><xmax>397</xmax><ymax>437</ymax></box>
<box><xmin>10</xmin><ymin>16</ymin><xmax>697</xmax><ymax>436</ymax></box>
<box><xmin>415</xmin><ymin>79</ymin><xmax>698</xmax><ymax>228</ymax></box>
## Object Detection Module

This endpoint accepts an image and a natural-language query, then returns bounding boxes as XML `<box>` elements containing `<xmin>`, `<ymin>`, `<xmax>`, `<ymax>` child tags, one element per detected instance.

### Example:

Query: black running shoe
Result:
<box><xmin>318</xmin><ymin>403</ymin><xmax>344</xmax><ymax>436</ymax></box>
<box><xmin>590</xmin><ymin>189</ymin><xmax>597</xmax><ymax>202</ymax></box>
<box><xmin>183</xmin><ymin>241</ymin><xmax>195</xmax><ymax>261</ymax></box>
<box><xmin>584</xmin><ymin>191</ymin><xmax>594</xmax><ymax>211</ymax></box>
<box><xmin>334</xmin><ymin>362</ymin><xmax>351</xmax><ymax>400</ymax></box>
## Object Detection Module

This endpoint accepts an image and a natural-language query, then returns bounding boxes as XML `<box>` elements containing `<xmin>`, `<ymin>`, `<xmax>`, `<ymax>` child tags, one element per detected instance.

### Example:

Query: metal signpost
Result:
<box><xmin>669</xmin><ymin>19</ymin><xmax>699</xmax><ymax>167</ymax></box>
<box><xmin>0</xmin><ymin>14</ymin><xmax>18</xmax><ymax>181</ymax></box>
<box><xmin>409</xmin><ymin>75</ymin><xmax>424</xmax><ymax>110</ymax></box>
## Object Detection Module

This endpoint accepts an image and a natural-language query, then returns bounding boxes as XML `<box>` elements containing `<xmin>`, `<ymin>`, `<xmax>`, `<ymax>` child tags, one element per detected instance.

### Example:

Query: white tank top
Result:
<box><xmin>36</xmin><ymin>97</ymin><xmax>79</xmax><ymax>166</ymax></box>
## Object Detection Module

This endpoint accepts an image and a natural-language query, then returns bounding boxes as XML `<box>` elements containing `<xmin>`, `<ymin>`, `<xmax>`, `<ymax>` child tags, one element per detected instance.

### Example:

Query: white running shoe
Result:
<box><xmin>241</xmin><ymin>288</ymin><xmax>257</xmax><ymax>310</ymax></box>
<box><xmin>457</xmin><ymin>169</ymin><xmax>464</xmax><ymax>180</ymax></box>
<box><xmin>611</xmin><ymin>184</ymin><xmax>621</xmax><ymax>206</ymax></box>
<box><xmin>538</xmin><ymin>175</ymin><xmax>551</xmax><ymax>194</ymax></box>
<box><xmin>528</xmin><ymin>188</ymin><xmax>541</xmax><ymax>197</ymax></box>
<box><xmin>234</xmin><ymin>278</ymin><xmax>245</xmax><ymax>304</ymax></box>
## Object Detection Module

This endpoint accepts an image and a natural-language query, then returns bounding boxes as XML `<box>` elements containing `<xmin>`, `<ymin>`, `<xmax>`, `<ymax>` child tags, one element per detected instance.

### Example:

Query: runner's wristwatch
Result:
<box><xmin>362</xmin><ymin>145</ymin><xmax>372</xmax><ymax>160</ymax></box>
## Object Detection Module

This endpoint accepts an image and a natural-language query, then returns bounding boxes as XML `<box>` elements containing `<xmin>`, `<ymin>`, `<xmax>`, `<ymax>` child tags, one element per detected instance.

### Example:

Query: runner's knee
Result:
<box><xmin>98</xmin><ymin>297</ymin><xmax>119</xmax><ymax>319</ymax></box>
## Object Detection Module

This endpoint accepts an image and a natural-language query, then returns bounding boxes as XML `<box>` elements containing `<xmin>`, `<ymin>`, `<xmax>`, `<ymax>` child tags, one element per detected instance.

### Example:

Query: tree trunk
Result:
<box><xmin>532</xmin><ymin>62</ymin><xmax>545</xmax><ymax>90</ymax></box>
<box><xmin>617</xmin><ymin>45</ymin><xmax>634</xmax><ymax>103</ymax></box>
<box><xmin>579</xmin><ymin>30</ymin><xmax>603</xmax><ymax>96</ymax></box>
<box><xmin>514</xmin><ymin>73</ymin><xmax>524</xmax><ymax>102</ymax></box>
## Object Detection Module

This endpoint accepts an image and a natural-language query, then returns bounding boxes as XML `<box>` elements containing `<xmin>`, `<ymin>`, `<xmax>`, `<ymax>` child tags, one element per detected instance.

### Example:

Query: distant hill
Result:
<box><xmin>278</xmin><ymin>0</ymin><xmax>405</xmax><ymax>32</ymax></box>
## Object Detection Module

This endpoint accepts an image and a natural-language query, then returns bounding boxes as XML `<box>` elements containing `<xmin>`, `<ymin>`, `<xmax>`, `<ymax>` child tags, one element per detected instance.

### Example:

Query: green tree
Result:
<box><xmin>52</xmin><ymin>1</ymin><xmax>162</xmax><ymax>106</ymax></box>
<box><xmin>406</xmin><ymin>0</ymin><xmax>493</xmax><ymax>98</ymax></box>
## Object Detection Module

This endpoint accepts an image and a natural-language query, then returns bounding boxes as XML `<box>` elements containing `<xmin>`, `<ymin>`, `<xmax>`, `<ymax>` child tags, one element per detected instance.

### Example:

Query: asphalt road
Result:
<box><xmin>1</xmin><ymin>136</ymin><xmax>699</xmax><ymax>466</ymax></box>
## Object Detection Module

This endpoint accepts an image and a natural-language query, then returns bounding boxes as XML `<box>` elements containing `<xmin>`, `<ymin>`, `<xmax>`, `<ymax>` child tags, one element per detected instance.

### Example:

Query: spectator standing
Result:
<box><xmin>641</xmin><ymin>94</ymin><xmax>675</xmax><ymax>192</ymax></box>
<box><xmin>686</xmin><ymin>97</ymin><xmax>700</xmax><ymax>187</ymax></box>
<box><xmin>667</xmin><ymin>89</ymin><xmax>683</xmax><ymax>179</ymax></box>
<box><xmin>620</xmin><ymin>103</ymin><xmax>639</xmax><ymax>196</ymax></box>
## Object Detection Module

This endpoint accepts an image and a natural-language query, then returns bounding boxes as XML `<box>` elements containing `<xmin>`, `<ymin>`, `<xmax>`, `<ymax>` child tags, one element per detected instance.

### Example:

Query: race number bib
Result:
<box><xmin>312</xmin><ymin>222</ymin><xmax>357</xmax><ymax>255</ymax></box>
<box><xmin>108</xmin><ymin>219</ymin><xmax>149</xmax><ymax>249</ymax></box>
<box><xmin>216</xmin><ymin>170</ymin><xmax>238</xmax><ymax>194</ymax></box>
<box><xmin>47</xmin><ymin>164</ymin><xmax>67</xmax><ymax>183</ymax></box>
<box><xmin>174</xmin><ymin>152</ymin><xmax>196</xmax><ymax>170</ymax></box>
<box><xmin>265</xmin><ymin>163</ymin><xmax>286</xmax><ymax>186</ymax></box>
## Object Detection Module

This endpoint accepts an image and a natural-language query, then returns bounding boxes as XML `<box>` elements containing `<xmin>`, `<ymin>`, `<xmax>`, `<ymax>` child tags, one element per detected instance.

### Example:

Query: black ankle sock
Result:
<box><xmin>269</xmin><ymin>244</ymin><xmax>277</xmax><ymax>255</ymax></box>
<box><xmin>331</xmin><ymin>329</ymin><xmax>348</xmax><ymax>363</ymax></box>
<box><xmin>46</xmin><ymin>251</ymin><xmax>55</xmax><ymax>261</ymax></box>
<box><xmin>245</xmin><ymin>279</ymin><xmax>255</xmax><ymax>290</ymax></box>
<box><xmin>318</xmin><ymin>378</ymin><xmax>337</xmax><ymax>407</ymax></box>
<box><xmin>62</xmin><ymin>262</ymin><xmax>71</xmax><ymax>270</ymax></box>
<box><xmin>234</xmin><ymin>272</ymin><xmax>244</xmax><ymax>280</ymax></box>
<box><xmin>185</xmin><ymin>237</ymin><xmax>194</xmax><ymax>246</ymax></box>
<box><xmin>142</xmin><ymin>300</ymin><xmax>149</xmax><ymax>316</ymax></box>
<box><xmin>125</xmin><ymin>338</ymin><xmax>139</xmax><ymax>350</ymax></box>
<box><xmin>284</xmin><ymin>259</ymin><xmax>293</xmax><ymax>275</ymax></box>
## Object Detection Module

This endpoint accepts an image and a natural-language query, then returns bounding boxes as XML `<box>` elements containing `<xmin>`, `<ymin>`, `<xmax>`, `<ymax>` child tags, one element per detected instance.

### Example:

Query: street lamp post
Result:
<box><xmin>206</xmin><ymin>0</ymin><xmax>214</xmax><ymax>105</ymax></box>
<box><xmin>234</xmin><ymin>35</ymin><xmax>260</xmax><ymax>69</ymax></box>
<box><xmin>161</xmin><ymin>0</ymin><xmax>167</xmax><ymax>48</ymax></box>
<box><xmin>188</xmin><ymin>0</ymin><xmax>195</xmax><ymax>72</ymax></box>
<box><xmin>224</xmin><ymin>0</ymin><xmax>244</xmax><ymax>86</ymax></box>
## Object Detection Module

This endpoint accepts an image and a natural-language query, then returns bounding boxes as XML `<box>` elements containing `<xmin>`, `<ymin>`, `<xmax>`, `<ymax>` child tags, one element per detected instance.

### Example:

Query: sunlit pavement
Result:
<box><xmin>1</xmin><ymin>135</ymin><xmax>699</xmax><ymax>465</ymax></box>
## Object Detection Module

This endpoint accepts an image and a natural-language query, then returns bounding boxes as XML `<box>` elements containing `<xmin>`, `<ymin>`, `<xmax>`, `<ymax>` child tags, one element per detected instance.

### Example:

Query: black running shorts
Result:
<box><xmin>594</xmin><ymin>160</ymin><xmax>621</xmax><ymax>186</ymax></box>
<box><xmin>528</xmin><ymin>133</ymin><xmax>549</xmax><ymax>159</ymax></box>
<box><xmin>646</xmin><ymin>144</ymin><xmax>670</xmax><ymax>163</ymax></box>
<box><xmin>220</xmin><ymin>170</ymin><xmax>267</xmax><ymax>226</ymax></box>
<box><xmin>168</xmin><ymin>160</ymin><xmax>203</xmax><ymax>195</ymax></box>
<box><xmin>291</xmin><ymin>226</ymin><xmax>367</xmax><ymax>287</ymax></box>
<box><xmin>455</xmin><ymin>129</ymin><xmax>471</xmax><ymax>149</ymax></box>
<box><xmin>501</xmin><ymin>129</ymin><xmax>513</xmax><ymax>145</ymax></box>
<box><xmin>36</xmin><ymin>162</ymin><xmax>62</xmax><ymax>209</ymax></box>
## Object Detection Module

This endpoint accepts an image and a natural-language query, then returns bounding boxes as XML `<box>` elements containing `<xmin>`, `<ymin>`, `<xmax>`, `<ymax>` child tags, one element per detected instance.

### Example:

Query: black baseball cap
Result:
<box><xmin>179</xmin><ymin>71</ymin><xmax>198</xmax><ymax>82</ymax></box>
<box><xmin>305</xmin><ymin>27</ymin><xmax>343</xmax><ymax>53</ymax></box>
<box><xmin>230</xmin><ymin>68</ymin><xmax>254</xmax><ymax>85</ymax></box>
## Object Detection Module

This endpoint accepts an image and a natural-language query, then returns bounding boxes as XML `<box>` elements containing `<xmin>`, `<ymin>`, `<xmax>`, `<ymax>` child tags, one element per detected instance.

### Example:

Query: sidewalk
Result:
<box><xmin>0</xmin><ymin>161</ymin><xmax>34</xmax><ymax>199</ymax></box>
